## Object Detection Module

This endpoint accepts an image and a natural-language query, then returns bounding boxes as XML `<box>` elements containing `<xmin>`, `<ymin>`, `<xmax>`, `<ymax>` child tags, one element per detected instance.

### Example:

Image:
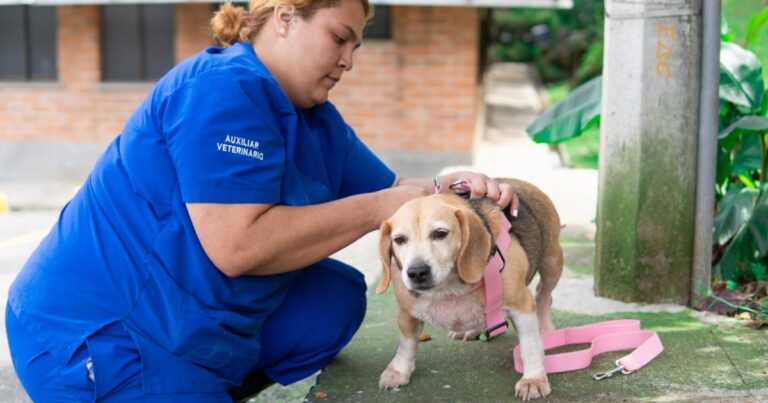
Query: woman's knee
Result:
<box><xmin>296</xmin><ymin>259</ymin><xmax>367</xmax><ymax>329</ymax></box>
<box><xmin>255</xmin><ymin>260</ymin><xmax>368</xmax><ymax>382</ymax></box>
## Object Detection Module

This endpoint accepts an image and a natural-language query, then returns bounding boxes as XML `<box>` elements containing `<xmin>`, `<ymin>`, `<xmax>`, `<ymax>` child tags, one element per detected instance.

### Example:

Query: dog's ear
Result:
<box><xmin>455</xmin><ymin>208</ymin><xmax>491</xmax><ymax>284</ymax></box>
<box><xmin>376</xmin><ymin>220</ymin><xmax>393</xmax><ymax>294</ymax></box>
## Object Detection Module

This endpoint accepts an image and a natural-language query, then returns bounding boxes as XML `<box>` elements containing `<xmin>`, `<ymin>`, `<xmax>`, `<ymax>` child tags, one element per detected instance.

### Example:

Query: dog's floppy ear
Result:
<box><xmin>376</xmin><ymin>220</ymin><xmax>393</xmax><ymax>294</ymax></box>
<box><xmin>455</xmin><ymin>208</ymin><xmax>491</xmax><ymax>284</ymax></box>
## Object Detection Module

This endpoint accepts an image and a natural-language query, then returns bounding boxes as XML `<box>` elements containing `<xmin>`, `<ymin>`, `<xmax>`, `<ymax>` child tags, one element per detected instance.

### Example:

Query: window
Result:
<box><xmin>101</xmin><ymin>4</ymin><xmax>175</xmax><ymax>82</ymax></box>
<box><xmin>0</xmin><ymin>6</ymin><xmax>57</xmax><ymax>81</ymax></box>
<box><xmin>365</xmin><ymin>5</ymin><xmax>391</xmax><ymax>40</ymax></box>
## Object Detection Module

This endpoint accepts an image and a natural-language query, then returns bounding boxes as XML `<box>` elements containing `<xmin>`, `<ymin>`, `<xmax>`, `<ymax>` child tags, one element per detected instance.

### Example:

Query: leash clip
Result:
<box><xmin>593</xmin><ymin>361</ymin><xmax>631</xmax><ymax>381</ymax></box>
<box><xmin>479</xmin><ymin>320</ymin><xmax>508</xmax><ymax>342</ymax></box>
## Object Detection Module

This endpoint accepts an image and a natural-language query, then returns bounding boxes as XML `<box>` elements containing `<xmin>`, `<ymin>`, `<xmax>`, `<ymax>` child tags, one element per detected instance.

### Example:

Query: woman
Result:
<box><xmin>6</xmin><ymin>0</ymin><xmax>513</xmax><ymax>401</ymax></box>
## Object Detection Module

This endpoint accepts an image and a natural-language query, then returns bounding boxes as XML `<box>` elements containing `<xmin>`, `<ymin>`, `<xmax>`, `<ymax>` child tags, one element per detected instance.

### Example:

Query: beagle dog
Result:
<box><xmin>376</xmin><ymin>178</ymin><xmax>563</xmax><ymax>400</ymax></box>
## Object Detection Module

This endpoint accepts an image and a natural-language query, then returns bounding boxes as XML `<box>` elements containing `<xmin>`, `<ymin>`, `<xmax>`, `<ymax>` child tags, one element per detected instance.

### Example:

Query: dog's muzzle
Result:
<box><xmin>406</xmin><ymin>262</ymin><xmax>433</xmax><ymax>290</ymax></box>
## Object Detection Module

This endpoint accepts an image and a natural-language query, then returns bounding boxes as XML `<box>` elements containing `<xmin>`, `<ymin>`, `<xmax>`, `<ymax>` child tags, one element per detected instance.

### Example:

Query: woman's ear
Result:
<box><xmin>455</xmin><ymin>209</ymin><xmax>491</xmax><ymax>284</ymax></box>
<box><xmin>376</xmin><ymin>221</ymin><xmax>393</xmax><ymax>294</ymax></box>
<box><xmin>273</xmin><ymin>5</ymin><xmax>296</xmax><ymax>35</ymax></box>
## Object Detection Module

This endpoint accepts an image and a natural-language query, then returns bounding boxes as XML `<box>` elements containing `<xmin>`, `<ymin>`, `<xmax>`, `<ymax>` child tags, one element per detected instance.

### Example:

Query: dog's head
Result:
<box><xmin>376</xmin><ymin>194</ymin><xmax>493</xmax><ymax>295</ymax></box>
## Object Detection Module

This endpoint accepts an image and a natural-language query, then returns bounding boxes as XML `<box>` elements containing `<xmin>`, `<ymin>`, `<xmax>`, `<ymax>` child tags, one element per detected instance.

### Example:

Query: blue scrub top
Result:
<box><xmin>8</xmin><ymin>42</ymin><xmax>395</xmax><ymax>394</ymax></box>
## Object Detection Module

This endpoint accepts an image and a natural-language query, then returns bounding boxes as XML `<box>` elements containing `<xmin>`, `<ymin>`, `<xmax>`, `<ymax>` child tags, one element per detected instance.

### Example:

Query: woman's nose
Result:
<box><xmin>339</xmin><ymin>48</ymin><xmax>354</xmax><ymax>71</ymax></box>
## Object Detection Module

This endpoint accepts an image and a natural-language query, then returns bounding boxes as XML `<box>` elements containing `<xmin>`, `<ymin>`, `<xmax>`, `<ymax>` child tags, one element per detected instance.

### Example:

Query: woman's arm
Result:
<box><xmin>187</xmin><ymin>185</ymin><xmax>426</xmax><ymax>277</ymax></box>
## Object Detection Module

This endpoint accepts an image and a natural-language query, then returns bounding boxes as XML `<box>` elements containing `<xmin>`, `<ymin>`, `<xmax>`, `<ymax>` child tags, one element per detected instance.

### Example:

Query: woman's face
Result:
<box><xmin>279</xmin><ymin>0</ymin><xmax>365</xmax><ymax>108</ymax></box>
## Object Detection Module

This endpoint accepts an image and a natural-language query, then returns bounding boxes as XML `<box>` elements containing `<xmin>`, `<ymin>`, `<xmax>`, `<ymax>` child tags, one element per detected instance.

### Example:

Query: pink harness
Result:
<box><xmin>435</xmin><ymin>178</ymin><xmax>511</xmax><ymax>339</ymax></box>
<box><xmin>481</xmin><ymin>216</ymin><xmax>512</xmax><ymax>339</ymax></box>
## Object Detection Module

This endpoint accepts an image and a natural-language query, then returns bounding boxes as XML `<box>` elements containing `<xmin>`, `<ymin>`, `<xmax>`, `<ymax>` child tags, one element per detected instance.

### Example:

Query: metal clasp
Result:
<box><xmin>449</xmin><ymin>179</ymin><xmax>471</xmax><ymax>198</ymax></box>
<box><xmin>593</xmin><ymin>360</ymin><xmax>631</xmax><ymax>381</ymax></box>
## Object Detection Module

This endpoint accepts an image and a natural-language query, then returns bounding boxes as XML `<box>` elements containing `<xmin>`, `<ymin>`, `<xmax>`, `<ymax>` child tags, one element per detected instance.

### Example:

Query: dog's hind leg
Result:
<box><xmin>534</xmin><ymin>244</ymin><xmax>563</xmax><ymax>334</ymax></box>
<box><xmin>379</xmin><ymin>308</ymin><xmax>424</xmax><ymax>390</ymax></box>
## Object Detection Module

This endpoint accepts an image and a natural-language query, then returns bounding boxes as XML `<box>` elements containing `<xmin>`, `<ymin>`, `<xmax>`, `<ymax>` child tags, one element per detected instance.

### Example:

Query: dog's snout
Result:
<box><xmin>406</xmin><ymin>262</ymin><xmax>432</xmax><ymax>284</ymax></box>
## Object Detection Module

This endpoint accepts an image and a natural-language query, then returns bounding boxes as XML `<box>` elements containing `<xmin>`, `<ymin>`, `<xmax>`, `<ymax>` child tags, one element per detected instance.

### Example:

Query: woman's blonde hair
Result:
<box><xmin>211</xmin><ymin>0</ymin><xmax>373</xmax><ymax>47</ymax></box>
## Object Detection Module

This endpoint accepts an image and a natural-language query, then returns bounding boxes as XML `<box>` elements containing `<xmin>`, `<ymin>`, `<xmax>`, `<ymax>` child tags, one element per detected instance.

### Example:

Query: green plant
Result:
<box><xmin>714</xmin><ymin>37</ymin><xmax>768</xmax><ymax>286</ymax></box>
<box><xmin>490</xmin><ymin>1</ymin><xmax>604</xmax><ymax>86</ymax></box>
<box><xmin>525</xmin><ymin>11</ymin><xmax>768</xmax><ymax>317</ymax></box>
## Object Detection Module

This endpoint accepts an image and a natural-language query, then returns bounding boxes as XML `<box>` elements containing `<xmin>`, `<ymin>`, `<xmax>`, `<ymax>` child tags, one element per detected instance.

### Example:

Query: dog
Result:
<box><xmin>376</xmin><ymin>178</ymin><xmax>563</xmax><ymax>400</ymax></box>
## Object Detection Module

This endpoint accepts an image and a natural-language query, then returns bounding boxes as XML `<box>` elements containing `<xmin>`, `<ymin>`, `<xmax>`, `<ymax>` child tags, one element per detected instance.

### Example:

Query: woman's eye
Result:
<box><xmin>333</xmin><ymin>34</ymin><xmax>346</xmax><ymax>45</ymax></box>
<box><xmin>431</xmin><ymin>229</ymin><xmax>449</xmax><ymax>241</ymax></box>
<box><xmin>393</xmin><ymin>235</ymin><xmax>407</xmax><ymax>246</ymax></box>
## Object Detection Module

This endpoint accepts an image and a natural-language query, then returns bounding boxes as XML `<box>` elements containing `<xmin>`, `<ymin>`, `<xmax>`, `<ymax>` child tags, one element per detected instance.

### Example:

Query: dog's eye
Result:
<box><xmin>431</xmin><ymin>229</ymin><xmax>449</xmax><ymax>241</ymax></box>
<box><xmin>393</xmin><ymin>235</ymin><xmax>408</xmax><ymax>245</ymax></box>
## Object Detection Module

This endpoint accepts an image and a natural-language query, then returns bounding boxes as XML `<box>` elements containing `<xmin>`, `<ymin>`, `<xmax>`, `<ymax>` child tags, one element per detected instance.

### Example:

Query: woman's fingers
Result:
<box><xmin>439</xmin><ymin>172</ymin><xmax>511</xmax><ymax>208</ymax></box>
<box><xmin>496</xmin><ymin>183</ymin><xmax>514</xmax><ymax>209</ymax></box>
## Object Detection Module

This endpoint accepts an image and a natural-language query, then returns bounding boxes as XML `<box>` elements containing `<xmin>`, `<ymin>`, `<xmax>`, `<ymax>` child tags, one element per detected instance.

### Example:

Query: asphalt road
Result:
<box><xmin>1</xmin><ymin>209</ymin><xmax>60</xmax><ymax>402</ymax></box>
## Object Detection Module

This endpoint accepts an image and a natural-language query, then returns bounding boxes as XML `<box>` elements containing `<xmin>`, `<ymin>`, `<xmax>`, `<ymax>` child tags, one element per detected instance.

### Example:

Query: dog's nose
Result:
<box><xmin>406</xmin><ymin>262</ymin><xmax>431</xmax><ymax>284</ymax></box>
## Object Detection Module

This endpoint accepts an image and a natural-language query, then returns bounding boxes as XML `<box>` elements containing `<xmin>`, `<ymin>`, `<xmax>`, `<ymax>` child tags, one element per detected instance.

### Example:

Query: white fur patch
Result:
<box><xmin>506</xmin><ymin>308</ymin><xmax>546</xmax><ymax>378</ymax></box>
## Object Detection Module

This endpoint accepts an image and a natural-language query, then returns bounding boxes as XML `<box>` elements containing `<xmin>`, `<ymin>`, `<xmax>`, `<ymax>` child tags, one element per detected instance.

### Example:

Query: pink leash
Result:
<box><xmin>513</xmin><ymin>320</ymin><xmax>664</xmax><ymax>380</ymax></box>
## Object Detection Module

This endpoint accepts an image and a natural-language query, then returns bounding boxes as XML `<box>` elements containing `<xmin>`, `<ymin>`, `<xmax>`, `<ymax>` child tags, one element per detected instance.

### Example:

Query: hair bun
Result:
<box><xmin>211</xmin><ymin>3</ymin><xmax>248</xmax><ymax>47</ymax></box>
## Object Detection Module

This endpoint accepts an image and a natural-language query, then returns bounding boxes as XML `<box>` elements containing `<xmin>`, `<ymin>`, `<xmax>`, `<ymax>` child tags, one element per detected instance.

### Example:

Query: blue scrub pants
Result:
<box><xmin>6</xmin><ymin>260</ymin><xmax>367</xmax><ymax>402</ymax></box>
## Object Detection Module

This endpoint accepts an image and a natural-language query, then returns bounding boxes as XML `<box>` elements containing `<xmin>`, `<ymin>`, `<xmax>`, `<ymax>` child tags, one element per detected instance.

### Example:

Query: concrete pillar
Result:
<box><xmin>595</xmin><ymin>0</ymin><xmax>702</xmax><ymax>304</ymax></box>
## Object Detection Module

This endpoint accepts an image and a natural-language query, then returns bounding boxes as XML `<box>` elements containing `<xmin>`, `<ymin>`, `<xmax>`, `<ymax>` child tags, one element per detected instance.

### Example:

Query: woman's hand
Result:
<box><xmin>435</xmin><ymin>171</ymin><xmax>514</xmax><ymax>209</ymax></box>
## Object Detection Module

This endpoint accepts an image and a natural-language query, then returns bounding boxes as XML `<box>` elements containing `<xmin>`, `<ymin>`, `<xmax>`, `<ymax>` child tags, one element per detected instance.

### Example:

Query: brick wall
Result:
<box><xmin>332</xmin><ymin>6</ymin><xmax>480</xmax><ymax>152</ymax></box>
<box><xmin>0</xmin><ymin>4</ymin><xmax>479</xmax><ymax>153</ymax></box>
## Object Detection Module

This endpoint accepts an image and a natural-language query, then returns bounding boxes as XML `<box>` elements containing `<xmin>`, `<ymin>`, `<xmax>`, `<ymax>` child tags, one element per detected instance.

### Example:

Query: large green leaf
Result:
<box><xmin>719</xmin><ymin>42</ymin><xmax>765</xmax><ymax>113</ymax></box>
<box><xmin>744</xmin><ymin>6</ymin><xmax>768</xmax><ymax>49</ymax></box>
<box><xmin>718</xmin><ymin>115</ymin><xmax>768</xmax><ymax>139</ymax></box>
<box><xmin>714</xmin><ymin>186</ymin><xmax>758</xmax><ymax>245</ymax></box>
<box><xmin>526</xmin><ymin>75</ymin><xmax>602</xmax><ymax>144</ymax></box>
<box><xmin>715</xmin><ymin>224</ymin><xmax>754</xmax><ymax>282</ymax></box>
<box><xmin>749</xmin><ymin>188</ymin><xmax>768</xmax><ymax>257</ymax></box>
<box><xmin>731</xmin><ymin>134</ymin><xmax>763</xmax><ymax>174</ymax></box>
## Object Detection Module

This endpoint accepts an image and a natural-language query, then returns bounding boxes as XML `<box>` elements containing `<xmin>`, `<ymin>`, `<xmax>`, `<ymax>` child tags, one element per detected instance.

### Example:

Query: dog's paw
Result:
<box><xmin>378</xmin><ymin>367</ymin><xmax>411</xmax><ymax>390</ymax></box>
<box><xmin>448</xmin><ymin>329</ymin><xmax>481</xmax><ymax>341</ymax></box>
<box><xmin>514</xmin><ymin>375</ymin><xmax>551</xmax><ymax>401</ymax></box>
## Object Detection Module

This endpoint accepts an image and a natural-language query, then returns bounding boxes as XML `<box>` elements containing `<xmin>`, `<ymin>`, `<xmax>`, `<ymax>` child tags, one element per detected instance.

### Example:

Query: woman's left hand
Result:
<box><xmin>435</xmin><ymin>171</ymin><xmax>514</xmax><ymax>209</ymax></box>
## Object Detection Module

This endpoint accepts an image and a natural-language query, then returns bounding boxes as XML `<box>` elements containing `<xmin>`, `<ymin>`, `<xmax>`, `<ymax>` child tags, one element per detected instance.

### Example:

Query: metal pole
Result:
<box><xmin>691</xmin><ymin>0</ymin><xmax>721</xmax><ymax>306</ymax></box>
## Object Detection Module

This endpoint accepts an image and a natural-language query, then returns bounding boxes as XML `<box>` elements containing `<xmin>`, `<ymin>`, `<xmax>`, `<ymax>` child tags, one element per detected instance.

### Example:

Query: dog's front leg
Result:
<box><xmin>508</xmin><ymin>308</ymin><xmax>551</xmax><ymax>401</ymax></box>
<box><xmin>379</xmin><ymin>308</ymin><xmax>423</xmax><ymax>389</ymax></box>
